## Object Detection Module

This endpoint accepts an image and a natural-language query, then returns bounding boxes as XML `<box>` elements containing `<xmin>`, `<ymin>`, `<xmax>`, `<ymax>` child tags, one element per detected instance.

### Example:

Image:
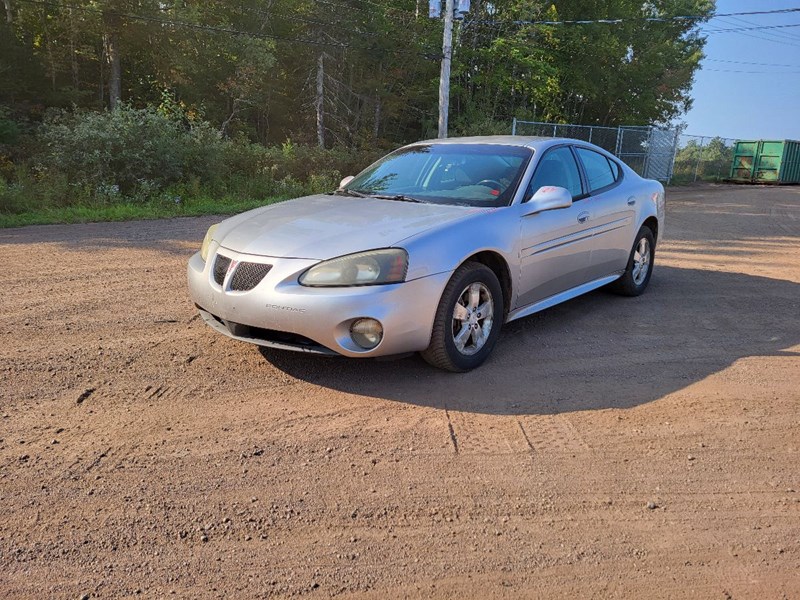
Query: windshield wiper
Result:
<box><xmin>368</xmin><ymin>193</ymin><xmax>428</xmax><ymax>204</ymax></box>
<box><xmin>333</xmin><ymin>189</ymin><xmax>428</xmax><ymax>203</ymax></box>
<box><xmin>333</xmin><ymin>189</ymin><xmax>372</xmax><ymax>198</ymax></box>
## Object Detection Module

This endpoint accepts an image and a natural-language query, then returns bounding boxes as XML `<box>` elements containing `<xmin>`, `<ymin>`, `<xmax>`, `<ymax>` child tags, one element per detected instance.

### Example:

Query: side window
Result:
<box><xmin>527</xmin><ymin>147</ymin><xmax>583</xmax><ymax>200</ymax></box>
<box><xmin>575</xmin><ymin>147</ymin><xmax>616</xmax><ymax>192</ymax></box>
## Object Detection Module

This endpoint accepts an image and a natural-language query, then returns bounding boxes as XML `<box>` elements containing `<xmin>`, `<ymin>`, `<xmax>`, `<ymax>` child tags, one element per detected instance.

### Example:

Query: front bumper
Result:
<box><xmin>187</xmin><ymin>244</ymin><xmax>451</xmax><ymax>358</ymax></box>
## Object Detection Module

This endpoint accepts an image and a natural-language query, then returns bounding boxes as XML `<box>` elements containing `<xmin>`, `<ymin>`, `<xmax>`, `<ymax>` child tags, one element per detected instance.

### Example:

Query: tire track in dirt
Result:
<box><xmin>2</xmin><ymin>186</ymin><xmax>799</xmax><ymax>598</ymax></box>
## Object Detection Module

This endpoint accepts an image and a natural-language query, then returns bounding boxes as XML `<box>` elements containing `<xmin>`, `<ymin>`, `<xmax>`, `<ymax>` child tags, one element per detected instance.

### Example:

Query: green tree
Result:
<box><xmin>1</xmin><ymin>0</ymin><xmax>713</xmax><ymax>144</ymax></box>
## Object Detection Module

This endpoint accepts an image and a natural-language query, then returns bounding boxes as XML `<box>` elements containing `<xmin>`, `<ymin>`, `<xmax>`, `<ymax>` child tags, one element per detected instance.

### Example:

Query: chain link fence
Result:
<box><xmin>511</xmin><ymin>119</ymin><xmax>679</xmax><ymax>181</ymax></box>
<box><xmin>670</xmin><ymin>135</ymin><xmax>737</xmax><ymax>184</ymax></box>
<box><xmin>511</xmin><ymin>119</ymin><xmax>741</xmax><ymax>184</ymax></box>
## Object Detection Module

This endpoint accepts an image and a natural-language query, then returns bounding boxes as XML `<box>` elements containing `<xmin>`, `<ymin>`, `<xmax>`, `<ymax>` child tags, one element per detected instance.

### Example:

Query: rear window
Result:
<box><xmin>576</xmin><ymin>147</ymin><xmax>616</xmax><ymax>192</ymax></box>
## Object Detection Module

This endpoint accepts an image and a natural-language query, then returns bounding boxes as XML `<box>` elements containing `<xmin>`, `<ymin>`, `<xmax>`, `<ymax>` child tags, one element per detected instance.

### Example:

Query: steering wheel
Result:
<box><xmin>477</xmin><ymin>179</ymin><xmax>503</xmax><ymax>191</ymax></box>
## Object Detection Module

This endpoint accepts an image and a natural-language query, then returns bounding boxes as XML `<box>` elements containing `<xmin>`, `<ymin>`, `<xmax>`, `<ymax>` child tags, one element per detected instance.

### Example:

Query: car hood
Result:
<box><xmin>216</xmin><ymin>194</ymin><xmax>478</xmax><ymax>259</ymax></box>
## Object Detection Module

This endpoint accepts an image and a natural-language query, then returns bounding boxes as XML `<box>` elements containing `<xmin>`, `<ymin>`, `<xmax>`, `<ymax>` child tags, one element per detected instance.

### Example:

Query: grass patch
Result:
<box><xmin>0</xmin><ymin>195</ymin><xmax>289</xmax><ymax>228</ymax></box>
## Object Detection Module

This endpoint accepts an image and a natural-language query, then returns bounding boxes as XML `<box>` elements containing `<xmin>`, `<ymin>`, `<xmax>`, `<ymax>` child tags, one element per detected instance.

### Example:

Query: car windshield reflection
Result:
<box><xmin>344</xmin><ymin>144</ymin><xmax>534</xmax><ymax>207</ymax></box>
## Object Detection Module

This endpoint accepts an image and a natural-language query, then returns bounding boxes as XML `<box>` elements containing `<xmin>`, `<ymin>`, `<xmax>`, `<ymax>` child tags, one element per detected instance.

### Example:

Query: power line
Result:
<box><xmin>17</xmin><ymin>0</ymin><xmax>800</xmax><ymax>67</ymax></box>
<box><xmin>701</xmin><ymin>23</ymin><xmax>800</xmax><ymax>48</ymax></box>
<box><xmin>344</xmin><ymin>0</ymin><xmax>416</xmax><ymax>17</ymax></box>
<box><xmin>703</xmin><ymin>68</ymin><xmax>800</xmax><ymax>74</ymax></box>
<box><xmin>17</xmin><ymin>0</ymin><xmax>800</xmax><ymax>37</ymax></box>
<box><xmin>311</xmin><ymin>0</ymin><xmax>375</xmax><ymax>15</ymax></box>
<box><xmin>704</xmin><ymin>22</ymin><xmax>800</xmax><ymax>34</ymax></box>
<box><xmin>13</xmin><ymin>0</ymin><xmax>431</xmax><ymax>57</ymax></box>
<box><xmin>711</xmin><ymin>8</ymin><xmax>800</xmax><ymax>18</ymax></box>
<box><xmin>309</xmin><ymin>0</ymin><xmax>418</xmax><ymax>22</ymax></box>
<box><xmin>283</xmin><ymin>0</ymin><xmax>418</xmax><ymax>19</ymax></box>
<box><xmin>184</xmin><ymin>0</ymin><xmax>414</xmax><ymax>22</ymax></box>
<box><xmin>700</xmin><ymin>19</ymin><xmax>800</xmax><ymax>63</ymax></box>
<box><xmin>468</xmin><ymin>7</ymin><xmax>800</xmax><ymax>28</ymax></box>
<box><xmin>225</xmin><ymin>3</ymin><xmax>386</xmax><ymax>38</ymax></box>
<box><xmin>705</xmin><ymin>58</ymin><xmax>800</xmax><ymax>68</ymax></box>
<box><xmin>723</xmin><ymin>15</ymin><xmax>800</xmax><ymax>42</ymax></box>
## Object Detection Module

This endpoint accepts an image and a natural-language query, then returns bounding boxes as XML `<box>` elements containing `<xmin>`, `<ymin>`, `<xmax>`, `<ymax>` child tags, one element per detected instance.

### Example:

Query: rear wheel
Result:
<box><xmin>608</xmin><ymin>226</ymin><xmax>655</xmax><ymax>296</ymax></box>
<box><xmin>421</xmin><ymin>262</ymin><xmax>504</xmax><ymax>372</ymax></box>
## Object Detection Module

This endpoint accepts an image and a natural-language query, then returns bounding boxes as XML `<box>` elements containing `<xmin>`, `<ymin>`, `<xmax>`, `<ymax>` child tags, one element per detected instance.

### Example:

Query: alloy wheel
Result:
<box><xmin>451</xmin><ymin>282</ymin><xmax>494</xmax><ymax>356</ymax></box>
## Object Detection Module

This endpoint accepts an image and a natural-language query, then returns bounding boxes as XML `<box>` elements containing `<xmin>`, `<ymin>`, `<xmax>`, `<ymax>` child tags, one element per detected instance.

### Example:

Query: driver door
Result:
<box><xmin>516</xmin><ymin>146</ymin><xmax>595</xmax><ymax>309</ymax></box>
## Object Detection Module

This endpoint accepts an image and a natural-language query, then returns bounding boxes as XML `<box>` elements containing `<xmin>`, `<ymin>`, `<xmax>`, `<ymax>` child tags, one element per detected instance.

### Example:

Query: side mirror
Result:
<box><xmin>339</xmin><ymin>175</ymin><xmax>355</xmax><ymax>189</ymax></box>
<box><xmin>524</xmin><ymin>186</ymin><xmax>572</xmax><ymax>215</ymax></box>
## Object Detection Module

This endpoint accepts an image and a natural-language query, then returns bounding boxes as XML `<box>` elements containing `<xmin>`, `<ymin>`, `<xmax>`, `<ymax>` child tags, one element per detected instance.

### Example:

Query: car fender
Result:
<box><xmin>631</xmin><ymin>180</ymin><xmax>665</xmax><ymax>245</ymax></box>
<box><xmin>399</xmin><ymin>206</ymin><xmax>521</xmax><ymax>304</ymax></box>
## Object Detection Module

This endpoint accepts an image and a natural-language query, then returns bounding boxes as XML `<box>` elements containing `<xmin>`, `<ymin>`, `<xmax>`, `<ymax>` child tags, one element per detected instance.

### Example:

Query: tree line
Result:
<box><xmin>1</xmin><ymin>0</ymin><xmax>713</xmax><ymax>147</ymax></box>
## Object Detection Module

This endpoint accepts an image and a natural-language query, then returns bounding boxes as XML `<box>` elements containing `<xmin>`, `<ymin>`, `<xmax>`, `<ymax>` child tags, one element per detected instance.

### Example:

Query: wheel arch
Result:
<box><xmin>642</xmin><ymin>216</ymin><xmax>659</xmax><ymax>244</ymax></box>
<box><xmin>460</xmin><ymin>250</ymin><xmax>513</xmax><ymax>319</ymax></box>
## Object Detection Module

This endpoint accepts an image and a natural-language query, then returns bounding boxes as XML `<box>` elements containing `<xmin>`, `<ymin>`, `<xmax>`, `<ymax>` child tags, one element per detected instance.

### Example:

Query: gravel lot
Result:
<box><xmin>1</xmin><ymin>184</ymin><xmax>799</xmax><ymax>598</ymax></box>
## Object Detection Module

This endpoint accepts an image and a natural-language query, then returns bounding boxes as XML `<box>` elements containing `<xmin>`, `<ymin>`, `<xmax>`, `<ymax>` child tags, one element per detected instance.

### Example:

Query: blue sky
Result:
<box><xmin>680</xmin><ymin>0</ymin><xmax>800</xmax><ymax>139</ymax></box>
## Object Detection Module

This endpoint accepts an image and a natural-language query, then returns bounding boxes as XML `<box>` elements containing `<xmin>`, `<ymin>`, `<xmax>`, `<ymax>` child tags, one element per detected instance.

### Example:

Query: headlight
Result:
<box><xmin>200</xmin><ymin>224</ymin><xmax>219</xmax><ymax>262</ymax></box>
<box><xmin>299</xmin><ymin>249</ymin><xmax>408</xmax><ymax>287</ymax></box>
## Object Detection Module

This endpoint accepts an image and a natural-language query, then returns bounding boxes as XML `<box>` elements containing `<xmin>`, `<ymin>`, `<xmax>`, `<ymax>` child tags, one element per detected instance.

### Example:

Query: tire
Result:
<box><xmin>421</xmin><ymin>262</ymin><xmax>504</xmax><ymax>372</ymax></box>
<box><xmin>608</xmin><ymin>226</ymin><xmax>656</xmax><ymax>296</ymax></box>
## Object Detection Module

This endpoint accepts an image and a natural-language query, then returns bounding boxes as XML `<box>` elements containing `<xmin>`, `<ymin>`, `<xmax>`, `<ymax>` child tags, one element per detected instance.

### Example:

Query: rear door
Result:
<box><xmin>516</xmin><ymin>146</ymin><xmax>594</xmax><ymax>309</ymax></box>
<box><xmin>573</xmin><ymin>147</ymin><xmax>635</xmax><ymax>280</ymax></box>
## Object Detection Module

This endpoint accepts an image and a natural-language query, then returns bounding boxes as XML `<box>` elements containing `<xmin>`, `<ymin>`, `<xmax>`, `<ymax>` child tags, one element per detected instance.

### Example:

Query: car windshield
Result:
<box><xmin>342</xmin><ymin>144</ymin><xmax>534</xmax><ymax>207</ymax></box>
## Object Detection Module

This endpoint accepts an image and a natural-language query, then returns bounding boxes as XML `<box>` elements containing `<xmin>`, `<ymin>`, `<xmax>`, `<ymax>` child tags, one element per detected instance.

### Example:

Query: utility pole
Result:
<box><xmin>437</xmin><ymin>0</ymin><xmax>454</xmax><ymax>139</ymax></box>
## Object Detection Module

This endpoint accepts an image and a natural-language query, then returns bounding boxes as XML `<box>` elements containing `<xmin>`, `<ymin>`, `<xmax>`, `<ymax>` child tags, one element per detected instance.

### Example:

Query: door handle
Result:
<box><xmin>577</xmin><ymin>211</ymin><xmax>590</xmax><ymax>224</ymax></box>
<box><xmin>627</xmin><ymin>196</ymin><xmax>636</xmax><ymax>206</ymax></box>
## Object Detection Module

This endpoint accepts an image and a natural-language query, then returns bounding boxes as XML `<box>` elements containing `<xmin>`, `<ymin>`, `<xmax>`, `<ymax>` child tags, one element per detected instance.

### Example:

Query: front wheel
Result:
<box><xmin>421</xmin><ymin>262</ymin><xmax>504</xmax><ymax>372</ymax></box>
<box><xmin>608</xmin><ymin>226</ymin><xmax>655</xmax><ymax>296</ymax></box>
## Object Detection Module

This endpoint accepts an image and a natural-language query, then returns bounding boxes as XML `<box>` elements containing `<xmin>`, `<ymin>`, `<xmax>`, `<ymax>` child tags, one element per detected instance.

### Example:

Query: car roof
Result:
<box><xmin>396</xmin><ymin>135</ymin><xmax>638</xmax><ymax>179</ymax></box>
<box><xmin>409</xmin><ymin>135</ymin><xmax>584</xmax><ymax>151</ymax></box>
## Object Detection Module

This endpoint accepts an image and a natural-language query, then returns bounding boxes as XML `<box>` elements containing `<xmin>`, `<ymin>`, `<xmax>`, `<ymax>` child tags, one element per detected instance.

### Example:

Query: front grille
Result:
<box><xmin>197</xmin><ymin>305</ymin><xmax>335</xmax><ymax>355</ymax></box>
<box><xmin>226</xmin><ymin>321</ymin><xmax>319</xmax><ymax>349</ymax></box>
<box><xmin>230</xmin><ymin>262</ymin><xmax>272</xmax><ymax>291</ymax></box>
<box><xmin>213</xmin><ymin>255</ymin><xmax>231</xmax><ymax>286</ymax></box>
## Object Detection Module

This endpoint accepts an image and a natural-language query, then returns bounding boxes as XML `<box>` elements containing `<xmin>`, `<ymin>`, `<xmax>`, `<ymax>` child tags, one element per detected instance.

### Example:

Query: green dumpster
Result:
<box><xmin>729</xmin><ymin>140</ymin><xmax>800</xmax><ymax>184</ymax></box>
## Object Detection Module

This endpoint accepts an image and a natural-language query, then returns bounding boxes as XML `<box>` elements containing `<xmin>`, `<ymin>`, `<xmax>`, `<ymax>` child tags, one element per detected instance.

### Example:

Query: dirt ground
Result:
<box><xmin>1</xmin><ymin>184</ymin><xmax>799</xmax><ymax>599</ymax></box>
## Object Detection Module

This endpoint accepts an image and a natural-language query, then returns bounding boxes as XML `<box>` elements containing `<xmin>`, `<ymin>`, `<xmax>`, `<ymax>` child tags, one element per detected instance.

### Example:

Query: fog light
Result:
<box><xmin>350</xmin><ymin>318</ymin><xmax>383</xmax><ymax>350</ymax></box>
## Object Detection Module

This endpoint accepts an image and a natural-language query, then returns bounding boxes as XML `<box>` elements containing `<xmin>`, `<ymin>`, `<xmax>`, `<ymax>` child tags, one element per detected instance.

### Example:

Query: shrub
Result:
<box><xmin>36</xmin><ymin>105</ymin><xmax>220</xmax><ymax>196</ymax></box>
<box><xmin>1</xmin><ymin>103</ymin><xmax>391</xmax><ymax>218</ymax></box>
<box><xmin>0</xmin><ymin>107</ymin><xmax>21</xmax><ymax>147</ymax></box>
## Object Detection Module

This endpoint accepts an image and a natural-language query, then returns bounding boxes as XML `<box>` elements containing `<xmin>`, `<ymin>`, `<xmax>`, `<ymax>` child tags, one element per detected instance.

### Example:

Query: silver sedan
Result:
<box><xmin>188</xmin><ymin>136</ymin><xmax>665</xmax><ymax>371</ymax></box>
